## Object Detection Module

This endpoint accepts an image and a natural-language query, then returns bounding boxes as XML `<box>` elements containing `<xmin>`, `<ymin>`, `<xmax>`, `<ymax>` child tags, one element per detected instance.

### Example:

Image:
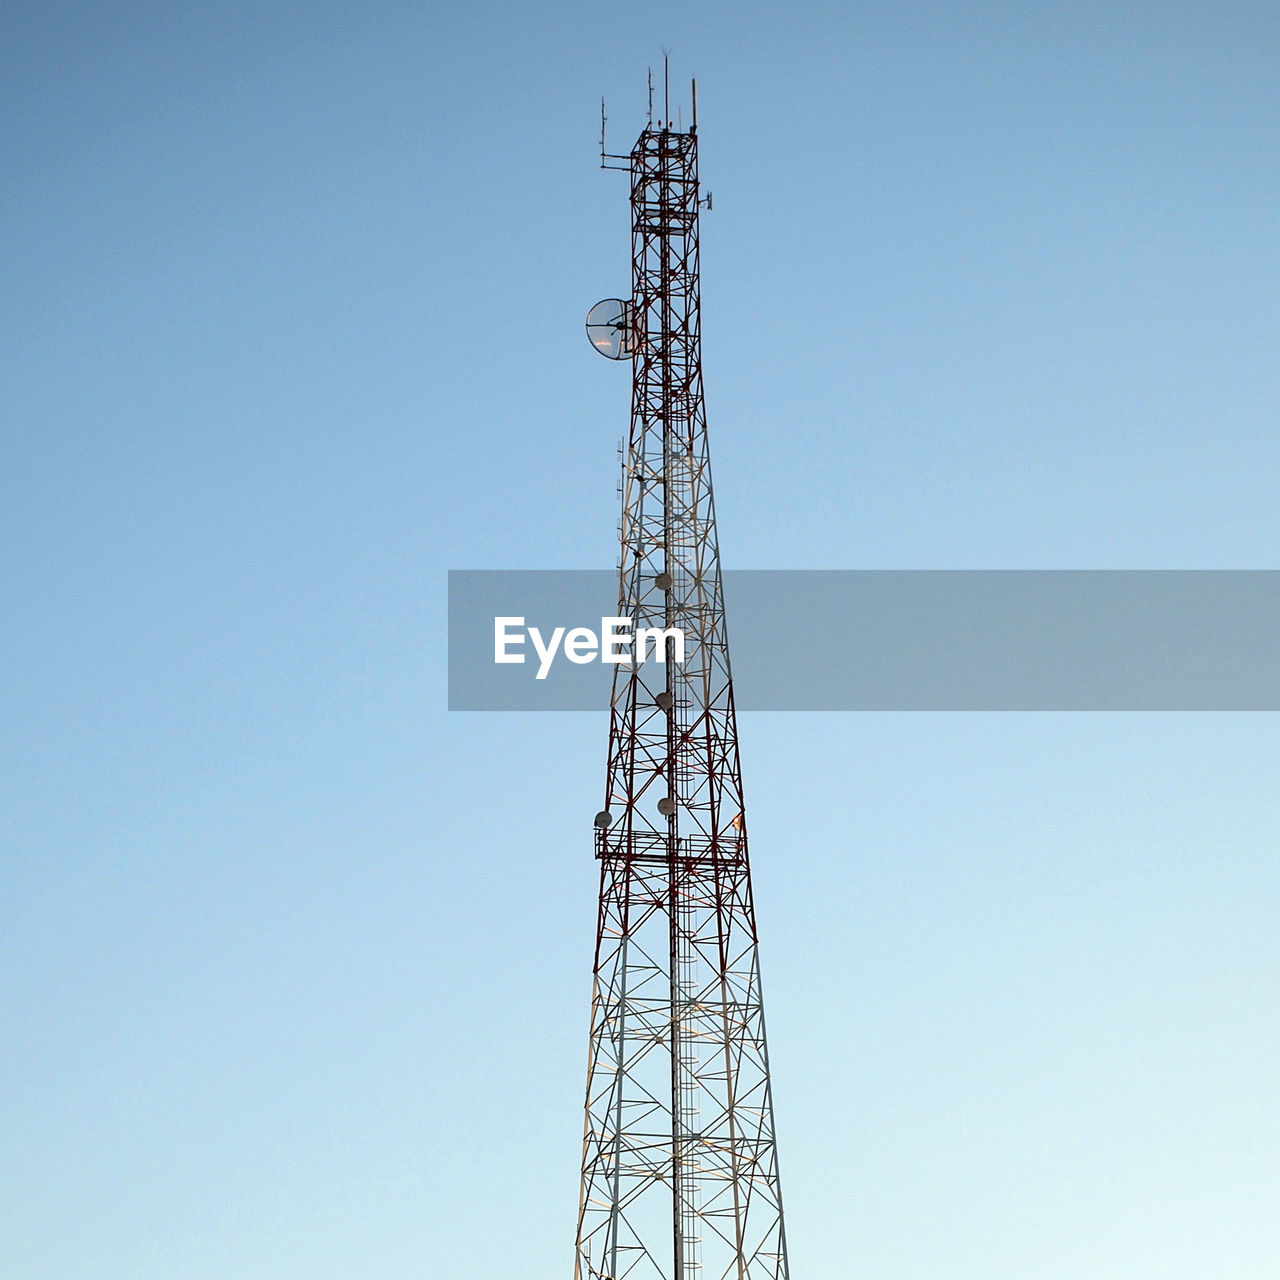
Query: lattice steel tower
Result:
<box><xmin>575</xmin><ymin>75</ymin><xmax>791</xmax><ymax>1280</ymax></box>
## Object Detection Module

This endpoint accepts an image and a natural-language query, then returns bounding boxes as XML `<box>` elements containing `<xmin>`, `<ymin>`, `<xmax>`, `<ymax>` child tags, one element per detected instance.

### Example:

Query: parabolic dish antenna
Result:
<box><xmin>586</xmin><ymin>298</ymin><xmax>634</xmax><ymax>360</ymax></box>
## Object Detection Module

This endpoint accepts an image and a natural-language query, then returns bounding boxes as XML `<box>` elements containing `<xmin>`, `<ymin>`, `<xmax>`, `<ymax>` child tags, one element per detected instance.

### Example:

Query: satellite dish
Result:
<box><xmin>586</xmin><ymin>298</ymin><xmax>635</xmax><ymax>360</ymax></box>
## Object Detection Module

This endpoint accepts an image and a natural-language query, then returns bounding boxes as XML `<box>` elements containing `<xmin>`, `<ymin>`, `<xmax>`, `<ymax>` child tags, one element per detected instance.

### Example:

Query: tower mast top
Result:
<box><xmin>601</xmin><ymin>63</ymin><xmax>700</xmax><ymax>170</ymax></box>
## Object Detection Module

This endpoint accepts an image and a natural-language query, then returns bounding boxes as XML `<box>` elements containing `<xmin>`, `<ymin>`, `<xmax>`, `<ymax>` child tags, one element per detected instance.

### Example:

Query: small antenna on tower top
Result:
<box><xmin>691</xmin><ymin>78</ymin><xmax>697</xmax><ymax>132</ymax></box>
<box><xmin>647</xmin><ymin>67</ymin><xmax>654</xmax><ymax>126</ymax></box>
<box><xmin>599</xmin><ymin>97</ymin><xmax>607</xmax><ymax>167</ymax></box>
<box><xmin>663</xmin><ymin>49</ymin><xmax>670</xmax><ymax>126</ymax></box>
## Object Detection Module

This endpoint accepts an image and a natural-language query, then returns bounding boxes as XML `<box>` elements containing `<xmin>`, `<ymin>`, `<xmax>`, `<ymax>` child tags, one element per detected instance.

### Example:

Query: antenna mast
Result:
<box><xmin>575</xmin><ymin>74</ymin><xmax>792</xmax><ymax>1280</ymax></box>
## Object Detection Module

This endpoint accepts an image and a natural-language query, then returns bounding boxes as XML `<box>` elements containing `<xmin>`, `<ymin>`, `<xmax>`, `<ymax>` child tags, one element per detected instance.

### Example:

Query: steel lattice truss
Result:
<box><xmin>574</xmin><ymin>122</ymin><xmax>791</xmax><ymax>1280</ymax></box>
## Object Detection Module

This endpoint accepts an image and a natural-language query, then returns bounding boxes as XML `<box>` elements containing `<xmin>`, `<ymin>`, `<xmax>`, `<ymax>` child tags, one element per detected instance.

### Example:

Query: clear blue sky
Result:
<box><xmin>3</xmin><ymin>2</ymin><xmax>1279</xmax><ymax>1277</ymax></box>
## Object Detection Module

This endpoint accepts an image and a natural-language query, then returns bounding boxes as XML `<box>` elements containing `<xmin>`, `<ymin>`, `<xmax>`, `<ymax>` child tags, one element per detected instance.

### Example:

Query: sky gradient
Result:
<box><xmin>3</xmin><ymin>3</ymin><xmax>1280</xmax><ymax>1277</ymax></box>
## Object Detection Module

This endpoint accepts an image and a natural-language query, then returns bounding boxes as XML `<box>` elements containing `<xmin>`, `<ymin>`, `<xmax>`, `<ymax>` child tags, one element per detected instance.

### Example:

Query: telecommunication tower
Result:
<box><xmin>574</xmin><ymin>71</ymin><xmax>791</xmax><ymax>1280</ymax></box>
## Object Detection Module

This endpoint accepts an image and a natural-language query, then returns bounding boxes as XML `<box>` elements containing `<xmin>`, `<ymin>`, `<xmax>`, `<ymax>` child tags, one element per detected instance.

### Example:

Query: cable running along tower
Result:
<box><xmin>575</xmin><ymin>75</ymin><xmax>791</xmax><ymax>1280</ymax></box>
